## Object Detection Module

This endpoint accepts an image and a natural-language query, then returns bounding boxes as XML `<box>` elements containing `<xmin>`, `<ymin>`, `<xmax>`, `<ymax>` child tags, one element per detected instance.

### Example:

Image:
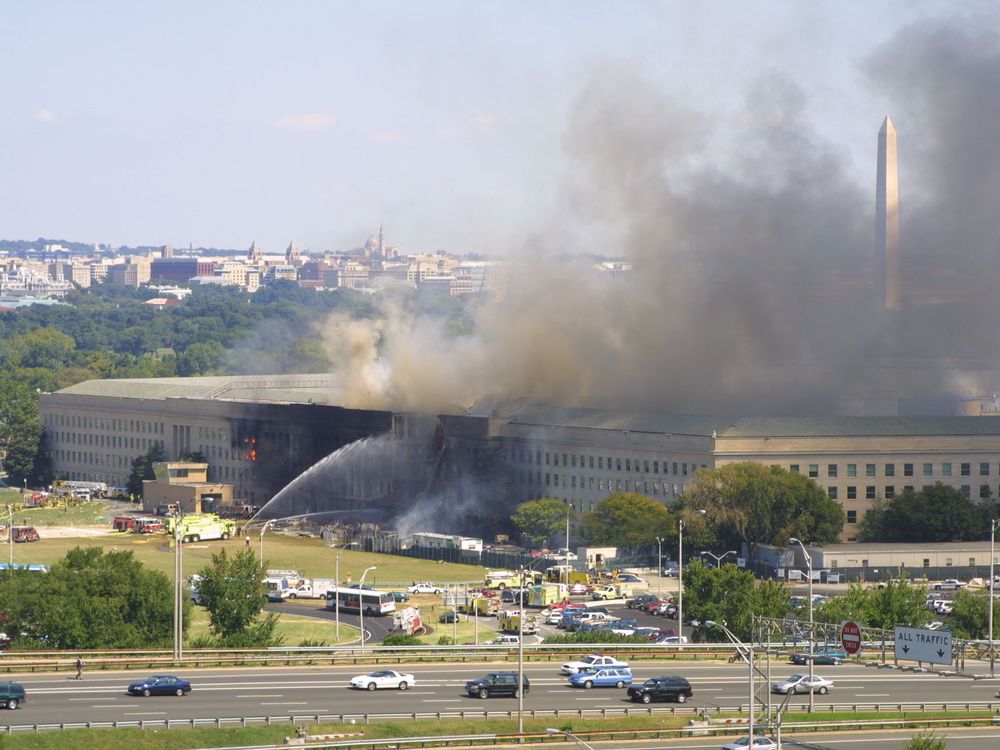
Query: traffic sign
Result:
<box><xmin>894</xmin><ymin>626</ymin><xmax>952</xmax><ymax>665</ymax></box>
<box><xmin>840</xmin><ymin>620</ymin><xmax>862</xmax><ymax>655</ymax></box>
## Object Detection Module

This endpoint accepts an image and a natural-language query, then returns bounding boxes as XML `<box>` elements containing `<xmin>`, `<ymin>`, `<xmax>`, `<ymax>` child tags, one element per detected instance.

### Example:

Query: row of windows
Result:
<box><xmin>507</xmin><ymin>448</ymin><xmax>704</xmax><ymax>477</ymax></box>
<box><xmin>826</xmin><ymin>554</ymin><xmax>999</xmax><ymax>568</ymax></box>
<box><xmin>55</xmin><ymin>450</ymin><xmax>250</xmax><ymax>483</ymax></box>
<box><xmin>46</xmin><ymin>414</ymin><xmax>164</xmax><ymax>434</ymax></box>
<box><xmin>535</xmin><ymin>472</ymin><xmax>683</xmax><ymax>497</ymax></box>
<box><xmin>834</xmin><ymin>484</ymin><xmax>995</xmax><ymax>507</ymax></box>
<box><xmin>793</xmin><ymin>461</ymin><xmax>995</xmax><ymax>479</ymax></box>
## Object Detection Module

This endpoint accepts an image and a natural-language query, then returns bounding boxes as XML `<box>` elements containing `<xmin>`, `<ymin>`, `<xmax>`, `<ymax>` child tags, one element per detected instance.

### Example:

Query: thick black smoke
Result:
<box><xmin>322</xmin><ymin>16</ymin><xmax>1000</xmax><ymax>416</ymax></box>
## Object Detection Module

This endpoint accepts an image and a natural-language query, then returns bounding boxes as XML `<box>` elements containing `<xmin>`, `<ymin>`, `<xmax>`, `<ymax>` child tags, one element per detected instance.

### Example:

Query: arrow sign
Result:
<box><xmin>894</xmin><ymin>626</ymin><xmax>952</xmax><ymax>665</ymax></box>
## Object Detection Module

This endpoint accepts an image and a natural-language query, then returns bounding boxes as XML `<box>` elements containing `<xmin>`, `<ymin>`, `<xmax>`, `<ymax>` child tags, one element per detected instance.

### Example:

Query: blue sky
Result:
<box><xmin>0</xmin><ymin>1</ymin><xmax>982</xmax><ymax>254</ymax></box>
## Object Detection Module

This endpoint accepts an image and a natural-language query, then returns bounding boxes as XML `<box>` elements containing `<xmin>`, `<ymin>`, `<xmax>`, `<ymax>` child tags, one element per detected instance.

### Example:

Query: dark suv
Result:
<box><xmin>627</xmin><ymin>593</ymin><xmax>658</xmax><ymax>609</ymax></box>
<box><xmin>0</xmin><ymin>682</ymin><xmax>25</xmax><ymax>709</ymax></box>
<box><xmin>627</xmin><ymin>675</ymin><xmax>693</xmax><ymax>704</ymax></box>
<box><xmin>465</xmin><ymin>672</ymin><xmax>530</xmax><ymax>699</ymax></box>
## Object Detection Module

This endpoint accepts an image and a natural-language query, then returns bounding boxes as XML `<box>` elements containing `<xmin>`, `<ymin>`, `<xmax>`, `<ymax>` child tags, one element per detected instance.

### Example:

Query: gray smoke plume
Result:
<box><xmin>321</xmin><ymin>15</ymin><xmax>1000</xmax><ymax>416</ymax></box>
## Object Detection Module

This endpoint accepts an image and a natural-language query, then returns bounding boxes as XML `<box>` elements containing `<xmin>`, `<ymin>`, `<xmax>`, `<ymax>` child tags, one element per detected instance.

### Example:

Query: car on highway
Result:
<box><xmin>934</xmin><ymin>578</ymin><xmax>967</xmax><ymax>591</ymax></box>
<box><xmin>0</xmin><ymin>682</ymin><xmax>25</xmax><ymax>709</ymax></box>
<box><xmin>790</xmin><ymin>647</ymin><xmax>845</xmax><ymax>666</ymax></box>
<box><xmin>626</xmin><ymin>675</ymin><xmax>693</xmax><ymax>703</ymax></box>
<box><xmin>350</xmin><ymin>669</ymin><xmax>415</xmax><ymax>690</ymax></box>
<box><xmin>770</xmin><ymin>674</ymin><xmax>833</xmax><ymax>695</ymax></box>
<box><xmin>127</xmin><ymin>675</ymin><xmax>192</xmax><ymax>697</ymax></box>
<box><xmin>568</xmin><ymin>667</ymin><xmax>633</xmax><ymax>689</ymax></box>
<box><xmin>407</xmin><ymin>582</ymin><xmax>445</xmax><ymax>594</ymax></box>
<box><xmin>465</xmin><ymin>672</ymin><xmax>529</xmax><ymax>698</ymax></box>
<box><xmin>720</xmin><ymin>736</ymin><xmax>777</xmax><ymax>750</ymax></box>
<box><xmin>560</xmin><ymin>653</ymin><xmax>629</xmax><ymax>675</ymax></box>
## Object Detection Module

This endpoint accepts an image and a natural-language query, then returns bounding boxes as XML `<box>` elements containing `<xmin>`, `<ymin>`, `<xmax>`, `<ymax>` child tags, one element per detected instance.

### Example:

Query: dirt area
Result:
<box><xmin>34</xmin><ymin>526</ymin><xmax>113</xmax><ymax>538</ymax></box>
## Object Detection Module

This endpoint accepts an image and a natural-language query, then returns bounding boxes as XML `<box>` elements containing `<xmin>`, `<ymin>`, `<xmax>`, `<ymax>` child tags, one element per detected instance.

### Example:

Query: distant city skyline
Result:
<box><xmin>2</xmin><ymin>1</ymin><xmax>984</xmax><ymax>254</ymax></box>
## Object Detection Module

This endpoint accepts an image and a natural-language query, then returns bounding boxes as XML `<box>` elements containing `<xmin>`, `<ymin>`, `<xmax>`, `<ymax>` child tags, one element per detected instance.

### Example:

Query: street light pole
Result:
<box><xmin>358</xmin><ymin>565</ymin><xmax>376</xmax><ymax>648</ymax></box>
<box><xmin>545</xmin><ymin>728</ymin><xmax>596</xmax><ymax>749</ymax></box>
<box><xmin>708</xmin><ymin>620</ymin><xmax>754</xmax><ymax>743</ymax></box>
<box><xmin>701</xmin><ymin>550</ymin><xmax>738</xmax><ymax>568</ymax></box>
<box><xmin>517</xmin><ymin>564</ymin><xmax>525</xmax><ymax>735</ymax></box>
<box><xmin>990</xmin><ymin>519</ymin><xmax>998</xmax><ymax>677</ymax></box>
<box><xmin>677</xmin><ymin>518</ymin><xmax>684</xmax><ymax>642</ymax></box>
<box><xmin>5</xmin><ymin>505</ymin><xmax>12</xmax><ymax>569</ymax></box>
<box><xmin>655</xmin><ymin>537</ymin><xmax>664</xmax><ymax>596</ymax></box>
<box><xmin>789</xmin><ymin>537</ymin><xmax>814</xmax><ymax>712</ymax></box>
<box><xmin>335</xmin><ymin>550</ymin><xmax>341</xmax><ymax>641</ymax></box>
<box><xmin>173</xmin><ymin>514</ymin><xmax>185</xmax><ymax>661</ymax></box>
<box><xmin>258</xmin><ymin>519</ymin><xmax>275</xmax><ymax>562</ymax></box>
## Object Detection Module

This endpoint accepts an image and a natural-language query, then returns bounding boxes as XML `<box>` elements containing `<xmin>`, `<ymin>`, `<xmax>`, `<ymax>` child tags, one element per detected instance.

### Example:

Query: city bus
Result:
<box><xmin>324</xmin><ymin>586</ymin><xmax>396</xmax><ymax>616</ymax></box>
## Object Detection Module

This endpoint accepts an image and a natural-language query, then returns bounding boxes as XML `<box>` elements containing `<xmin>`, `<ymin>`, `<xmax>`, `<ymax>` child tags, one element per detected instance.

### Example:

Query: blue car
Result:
<box><xmin>568</xmin><ymin>667</ymin><xmax>633</xmax><ymax>689</ymax></box>
<box><xmin>127</xmin><ymin>674</ymin><xmax>192</xmax><ymax>697</ymax></box>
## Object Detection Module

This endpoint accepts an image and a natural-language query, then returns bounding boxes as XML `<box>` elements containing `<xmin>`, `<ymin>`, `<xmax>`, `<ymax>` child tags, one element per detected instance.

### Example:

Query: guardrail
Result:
<box><xmin>0</xmin><ymin>643</ymin><xmax>747</xmax><ymax>673</ymax></box>
<box><xmin>3</xmin><ymin>701</ymin><xmax>998</xmax><ymax>735</ymax></box>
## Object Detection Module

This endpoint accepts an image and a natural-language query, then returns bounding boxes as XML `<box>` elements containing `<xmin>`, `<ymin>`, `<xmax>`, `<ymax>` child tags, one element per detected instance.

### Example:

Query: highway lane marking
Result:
<box><xmin>70</xmin><ymin>696</ymin><xmax>113</xmax><ymax>700</ymax></box>
<box><xmin>423</xmin><ymin>699</ymin><xmax>462</xmax><ymax>702</ymax></box>
<box><xmin>93</xmin><ymin>704</ymin><xmax>138</xmax><ymax>708</ymax></box>
<box><xmin>237</xmin><ymin>694</ymin><xmax>283</xmax><ymax>698</ymax></box>
<box><xmin>259</xmin><ymin>702</ymin><xmax>309</xmax><ymax>705</ymax></box>
<box><xmin>854</xmin><ymin>693</ymin><xmax>891</xmax><ymax>696</ymax></box>
<box><xmin>124</xmin><ymin>711</ymin><xmax>166</xmax><ymax>715</ymax></box>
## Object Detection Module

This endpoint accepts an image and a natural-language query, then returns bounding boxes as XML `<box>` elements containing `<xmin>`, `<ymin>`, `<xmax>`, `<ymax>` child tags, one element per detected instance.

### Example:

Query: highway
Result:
<box><xmin>2</xmin><ymin>661</ymin><xmax>997</xmax><ymax>726</ymax></box>
<box><xmin>584</xmin><ymin>728</ymin><xmax>1000</xmax><ymax>750</ymax></box>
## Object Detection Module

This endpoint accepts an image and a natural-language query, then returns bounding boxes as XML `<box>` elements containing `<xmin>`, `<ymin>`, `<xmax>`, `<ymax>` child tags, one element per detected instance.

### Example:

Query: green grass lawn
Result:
<box><xmin>0</xmin><ymin>710</ymin><xmax>984</xmax><ymax>749</ymax></box>
<box><xmin>12</xmin><ymin>500</ymin><xmax>121</xmax><ymax>527</ymax></box>
<box><xmin>185</xmin><ymin>605</ymin><xmax>360</xmax><ymax>646</ymax></box>
<box><xmin>6</xmin><ymin>532</ymin><xmax>485</xmax><ymax>586</ymax></box>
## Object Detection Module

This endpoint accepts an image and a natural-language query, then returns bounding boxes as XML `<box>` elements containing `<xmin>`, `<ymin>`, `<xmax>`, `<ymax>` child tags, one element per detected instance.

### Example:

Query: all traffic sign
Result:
<box><xmin>840</xmin><ymin>620</ymin><xmax>862</xmax><ymax>655</ymax></box>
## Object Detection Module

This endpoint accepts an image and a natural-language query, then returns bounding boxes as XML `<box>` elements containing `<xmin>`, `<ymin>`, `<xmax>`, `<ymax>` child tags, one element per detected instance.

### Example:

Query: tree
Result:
<box><xmin>177</xmin><ymin>341</ymin><xmax>223</xmax><ymax>376</ymax></box>
<box><xmin>126</xmin><ymin>441</ymin><xmax>165</xmax><ymax>497</ymax></box>
<box><xmin>813</xmin><ymin>578</ymin><xmax>927</xmax><ymax>630</ymax></box>
<box><xmin>681</xmin><ymin>463</ymin><xmax>845</xmax><ymax>562</ymax></box>
<box><xmin>512</xmin><ymin>498</ymin><xmax>570</xmax><ymax>546</ymax></box>
<box><xmin>0</xmin><ymin>547</ymin><xmax>178</xmax><ymax>649</ymax></box>
<box><xmin>683</xmin><ymin>559</ymin><xmax>791</xmax><ymax>641</ymax></box>
<box><xmin>948</xmin><ymin>589</ymin><xmax>1000</xmax><ymax>639</ymax></box>
<box><xmin>859</xmin><ymin>484</ymin><xmax>988</xmax><ymax>542</ymax></box>
<box><xmin>196</xmin><ymin>548</ymin><xmax>281</xmax><ymax>647</ymax></box>
<box><xmin>0</xmin><ymin>376</ymin><xmax>43</xmax><ymax>485</ymax></box>
<box><xmin>580</xmin><ymin>493</ymin><xmax>674</xmax><ymax>555</ymax></box>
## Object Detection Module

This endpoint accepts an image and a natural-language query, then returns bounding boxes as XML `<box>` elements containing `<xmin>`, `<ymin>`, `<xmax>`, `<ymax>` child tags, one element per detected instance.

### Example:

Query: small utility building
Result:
<box><xmin>142</xmin><ymin>462</ymin><xmax>233</xmax><ymax>515</ymax></box>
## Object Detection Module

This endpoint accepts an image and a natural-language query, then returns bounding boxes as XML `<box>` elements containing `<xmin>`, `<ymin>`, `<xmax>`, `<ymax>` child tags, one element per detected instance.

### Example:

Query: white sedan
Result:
<box><xmin>350</xmin><ymin>669</ymin><xmax>416</xmax><ymax>691</ymax></box>
<box><xmin>407</xmin><ymin>582</ymin><xmax>444</xmax><ymax>594</ymax></box>
<box><xmin>560</xmin><ymin>654</ymin><xmax>629</xmax><ymax>675</ymax></box>
<box><xmin>721</xmin><ymin>737</ymin><xmax>777</xmax><ymax>750</ymax></box>
<box><xmin>770</xmin><ymin>673</ymin><xmax>833</xmax><ymax>695</ymax></box>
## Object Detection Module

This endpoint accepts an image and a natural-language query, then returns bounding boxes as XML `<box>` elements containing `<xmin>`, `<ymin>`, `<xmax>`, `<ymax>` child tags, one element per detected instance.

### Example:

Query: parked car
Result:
<box><xmin>465</xmin><ymin>672</ymin><xmax>529</xmax><ymax>698</ymax></box>
<box><xmin>934</xmin><ymin>601</ymin><xmax>954</xmax><ymax>615</ymax></box>
<box><xmin>127</xmin><ymin>675</ymin><xmax>192</xmax><ymax>697</ymax></box>
<box><xmin>627</xmin><ymin>593</ymin><xmax>658</xmax><ymax>609</ymax></box>
<box><xmin>350</xmin><ymin>669</ymin><xmax>415</xmax><ymax>690</ymax></box>
<box><xmin>491</xmin><ymin>635</ymin><xmax>520</xmax><ymax>646</ymax></box>
<box><xmin>569</xmin><ymin>582</ymin><xmax>590</xmax><ymax>595</ymax></box>
<box><xmin>655</xmin><ymin>601</ymin><xmax>677</xmax><ymax>617</ymax></box>
<box><xmin>633</xmin><ymin>627</ymin><xmax>662</xmax><ymax>639</ymax></box>
<box><xmin>568</xmin><ymin>667</ymin><xmax>634</xmax><ymax>689</ymax></box>
<box><xmin>655</xmin><ymin>635</ymin><xmax>689</xmax><ymax>645</ymax></box>
<box><xmin>641</xmin><ymin>598</ymin><xmax>666</xmax><ymax>614</ymax></box>
<box><xmin>390</xmin><ymin>591</ymin><xmax>410</xmax><ymax>602</ymax></box>
<box><xmin>439</xmin><ymin>610</ymin><xmax>464</xmax><ymax>624</ymax></box>
<box><xmin>561</xmin><ymin>653</ymin><xmax>630</xmax><ymax>675</ymax></box>
<box><xmin>770</xmin><ymin>674</ymin><xmax>833</xmax><ymax>695</ymax></box>
<box><xmin>720</xmin><ymin>737</ymin><xmax>777</xmax><ymax>750</ymax></box>
<box><xmin>934</xmin><ymin>579</ymin><xmax>967</xmax><ymax>591</ymax></box>
<box><xmin>626</xmin><ymin>675</ymin><xmax>693</xmax><ymax>703</ymax></box>
<box><xmin>0</xmin><ymin>682</ymin><xmax>25</xmax><ymax>709</ymax></box>
<box><xmin>617</xmin><ymin>573</ymin><xmax>645</xmax><ymax>584</ymax></box>
<box><xmin>662</xmin><ymin>567</ymin><xmax>679</xmax><ymax>577</ymax></box>
<box><xmin>407</xmin><ymin>582</ymin><xmax>444</xmax><ymax>594</ymax></box>
<box><xmin>790</xmin><ymin>647</ymin><xmax>846</xmax><ymax>666</ymax></box>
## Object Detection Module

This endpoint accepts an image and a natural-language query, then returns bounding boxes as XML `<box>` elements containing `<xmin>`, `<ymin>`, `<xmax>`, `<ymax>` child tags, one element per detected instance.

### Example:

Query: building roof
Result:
<box><xmin>806</xmin><ymin>541</ymin><xmax>994</xmax><ymax>553</ymax></box>
<box><xmin>481</xmin><ymin>402</ymin><xmax>1000</xmax><ymax>439</ymax></box>
<box><xmin>53</xmin><ymin>374</ymin><xmax>343</xmax><ymax>405</ymax></box>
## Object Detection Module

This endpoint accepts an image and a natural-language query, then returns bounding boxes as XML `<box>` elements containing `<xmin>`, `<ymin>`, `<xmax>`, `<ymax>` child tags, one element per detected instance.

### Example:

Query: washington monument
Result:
<box><xmin>876</xmin><ymin>115</ymin><xmax>901</xmax><ymax>310</ymax></box>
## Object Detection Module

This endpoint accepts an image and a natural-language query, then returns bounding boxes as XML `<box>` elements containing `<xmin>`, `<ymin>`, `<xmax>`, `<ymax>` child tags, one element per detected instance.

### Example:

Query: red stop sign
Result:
<box><xmin>841</xmin><ymin>620</ymin><xmax>862</xmax><ymax>655</ymax></box>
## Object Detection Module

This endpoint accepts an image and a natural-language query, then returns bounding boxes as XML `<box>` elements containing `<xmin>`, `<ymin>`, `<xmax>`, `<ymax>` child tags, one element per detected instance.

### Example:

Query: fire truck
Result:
<box><xmin>165</xmin><ymin>514</ymin><xmax>237</xmax><ymax>543</ymax></box>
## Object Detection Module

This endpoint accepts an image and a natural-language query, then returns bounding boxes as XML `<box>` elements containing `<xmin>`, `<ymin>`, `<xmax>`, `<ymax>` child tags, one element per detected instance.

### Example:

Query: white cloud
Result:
<box><xmin>35</xmin><ymin>108</ymin><xmax>57</xmax><ymax>123</ymax></box>
<box><xmin>274</xmin><ymin>113</ymin><xmax>336</xmax><ymax>131</ymax></box>
<box><xmin>367</xmin><ymin>131</ymin><xmax>409</xmax><ymax>144</ymax></box>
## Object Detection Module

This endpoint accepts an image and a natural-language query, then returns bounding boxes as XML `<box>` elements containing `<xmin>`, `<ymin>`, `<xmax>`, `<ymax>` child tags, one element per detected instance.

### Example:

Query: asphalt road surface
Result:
<box><xmin>2</xmin><ymin>661</ymin><xmax>996</xmax><ymax>726</ymax></box>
